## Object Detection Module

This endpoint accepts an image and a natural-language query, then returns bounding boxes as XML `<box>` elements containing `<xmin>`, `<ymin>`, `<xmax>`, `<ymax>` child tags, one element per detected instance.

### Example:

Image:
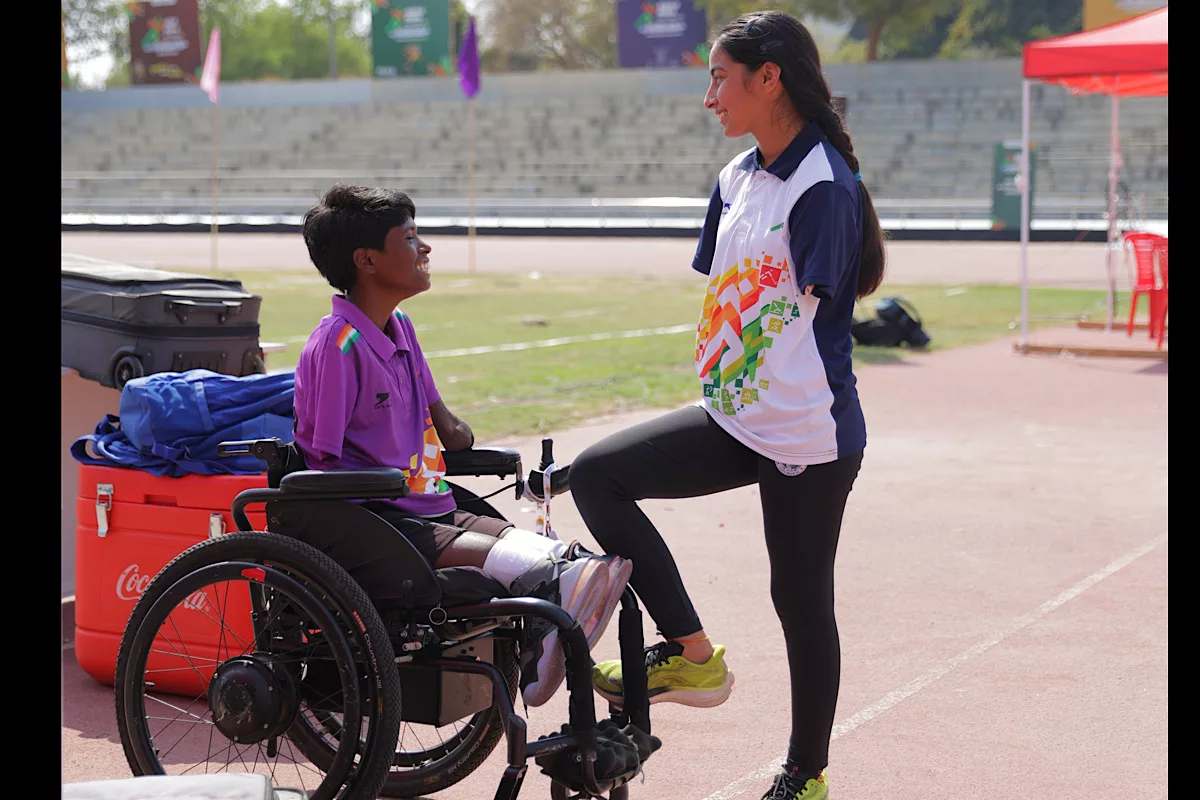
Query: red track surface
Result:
<box><xmin>63</xmin><ymin>329</ymin><xmax>1167</xmax><ymax>799</ymax></box>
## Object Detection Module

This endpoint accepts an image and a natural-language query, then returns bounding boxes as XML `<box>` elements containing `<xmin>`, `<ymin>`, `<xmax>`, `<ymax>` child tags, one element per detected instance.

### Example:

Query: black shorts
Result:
<box><xmin>360</xmin><ymin>502</ymin><xmax>513</xmax><ymax>567</ymax></box>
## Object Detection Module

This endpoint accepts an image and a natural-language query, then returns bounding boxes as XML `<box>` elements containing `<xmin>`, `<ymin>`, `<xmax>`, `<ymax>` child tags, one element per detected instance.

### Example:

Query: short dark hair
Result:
<box><xmin>301</xmin><ymin>184</ymin><xmax>417</xmax><ymax>292</ymax></box>
<box><xmin>715</xmin><ymin>11</ymin><xmax>886</xmax><ymax>298</ymax></box>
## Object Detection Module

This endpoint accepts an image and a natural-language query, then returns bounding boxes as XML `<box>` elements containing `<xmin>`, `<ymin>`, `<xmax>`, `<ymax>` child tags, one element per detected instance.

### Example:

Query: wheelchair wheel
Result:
<box><xmin>114</xmin><ymin>532</ymin><xmax>402</xmax><ymax>800</ymax></box>
<box><xmin>290</xmin><ymin>637</ymin><xmax>520</xmax><ymax>797</ymax></box>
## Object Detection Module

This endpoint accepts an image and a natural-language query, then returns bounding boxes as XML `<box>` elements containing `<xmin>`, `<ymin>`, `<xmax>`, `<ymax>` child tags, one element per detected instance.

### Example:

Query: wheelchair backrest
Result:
<box><xmin>266</xmin><ymin>498</ymin><xmax>443</xmax><ymax>610</ymax></box>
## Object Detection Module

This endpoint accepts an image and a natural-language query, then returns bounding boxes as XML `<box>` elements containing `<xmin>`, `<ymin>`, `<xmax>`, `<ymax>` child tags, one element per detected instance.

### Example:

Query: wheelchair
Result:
<box><xmin>112</xmin><ymin>437</ymin><xmax>660</xmax><ymax>800</ymax></box>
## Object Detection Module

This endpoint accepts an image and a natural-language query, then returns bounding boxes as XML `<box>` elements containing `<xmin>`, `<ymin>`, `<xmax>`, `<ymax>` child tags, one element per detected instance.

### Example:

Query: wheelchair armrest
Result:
<box><xmin>279</xmin><ymin>468</ymin><xmax>410</xmax><ymax>498</ymax></box>
<box><xmin>218</xmin><ymin>438</ymin><xmax>290</xmax><ymax>471</ymax></box>
<box><xmin>442</xmin><ymin>446</ymin><xmax>522</xmax><ymax>478</ymax></box>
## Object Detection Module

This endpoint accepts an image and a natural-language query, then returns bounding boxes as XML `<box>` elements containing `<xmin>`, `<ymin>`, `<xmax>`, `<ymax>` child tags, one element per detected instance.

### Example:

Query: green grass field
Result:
<box><xmin>236</xmin><ymin>270</ymin><xmax>1123</xmax><ymax>441</ymax></box>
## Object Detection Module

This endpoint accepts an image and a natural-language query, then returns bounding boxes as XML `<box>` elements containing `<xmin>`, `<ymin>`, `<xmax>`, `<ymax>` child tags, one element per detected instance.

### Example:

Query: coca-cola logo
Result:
<box><xmin>116</xmin><ymin>564</ymin><xmax>209</xmax><ymax>613</ymax></box>
<box><xmin>116</xmin><ymin>564</ymin><xmax>153</xmax><ymax>600</ymax></box>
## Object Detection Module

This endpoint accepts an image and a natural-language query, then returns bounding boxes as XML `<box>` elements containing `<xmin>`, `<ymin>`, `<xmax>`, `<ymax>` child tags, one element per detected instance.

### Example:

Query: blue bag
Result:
<box><xmin>71</xmin><ymin>369</ymin><xmax>295</xmax><ymax>477</ymax></box>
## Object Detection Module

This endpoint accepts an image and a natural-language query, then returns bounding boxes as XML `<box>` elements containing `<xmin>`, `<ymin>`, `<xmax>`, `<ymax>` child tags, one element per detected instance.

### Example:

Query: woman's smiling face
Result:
<box><xmin>704</xmin><ymin>44</ymin><xmax>760</xmax><ymax>140</ymax></box>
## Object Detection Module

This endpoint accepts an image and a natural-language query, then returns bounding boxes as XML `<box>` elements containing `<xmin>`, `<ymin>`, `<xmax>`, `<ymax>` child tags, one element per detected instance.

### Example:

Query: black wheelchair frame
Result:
<box><xmin>161</xmin><ymin>437</ymin><xmax>655</xmax><ymax>800</ymax></box>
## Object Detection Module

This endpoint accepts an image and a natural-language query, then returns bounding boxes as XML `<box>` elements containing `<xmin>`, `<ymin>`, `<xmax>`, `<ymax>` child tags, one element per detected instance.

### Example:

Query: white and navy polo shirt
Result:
<box><xmin>691</xmin><ymin>121</ymin><xmax>866</xmax><ymax>465</ymax></box>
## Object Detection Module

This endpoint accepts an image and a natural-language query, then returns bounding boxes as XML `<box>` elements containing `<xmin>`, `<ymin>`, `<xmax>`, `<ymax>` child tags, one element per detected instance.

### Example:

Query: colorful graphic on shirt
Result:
<box><xmin>407</xmin><ymin>412</ymin><xmax>451</xmax><ymax>495</ymax></box>
<box><xmin>696</xmin><ymin>251</ymin><xmax>802</xmax><ymax>416</ymax></box>
<box><xmin>336</xmin><ymin>324</ymin><xmax>361</xmax><ymax>354</ymax></box>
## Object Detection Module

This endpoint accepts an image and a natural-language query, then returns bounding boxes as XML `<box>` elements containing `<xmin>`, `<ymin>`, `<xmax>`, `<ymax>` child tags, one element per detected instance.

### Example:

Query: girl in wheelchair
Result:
<box><xmin>294</xmin><ymin>183</ymin><xmax>632</xmax><ymax>707</ymax></box>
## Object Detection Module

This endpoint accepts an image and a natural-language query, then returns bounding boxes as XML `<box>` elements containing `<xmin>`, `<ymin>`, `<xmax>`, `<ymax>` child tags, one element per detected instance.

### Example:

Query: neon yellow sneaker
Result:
<box><xmin>762</xmin><ymin>769</ymin><xmax>829</xmax><ymax>800</ymax></box>
<box><xmin>591</xmin><ymin>641</ymin><xmax>734</xmax><ymax>708</ymax></box>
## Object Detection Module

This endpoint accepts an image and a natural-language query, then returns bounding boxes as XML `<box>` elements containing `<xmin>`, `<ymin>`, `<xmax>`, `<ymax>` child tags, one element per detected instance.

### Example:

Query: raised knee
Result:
<box><xmin>569</xmin><ymin>444</ymin><xmax>635</xmax><ymax>504</ymax></box>
<box><xmin>566</xmin><ymin>447</ymin><xmax>604</xmax><ymax>497</ymax></box>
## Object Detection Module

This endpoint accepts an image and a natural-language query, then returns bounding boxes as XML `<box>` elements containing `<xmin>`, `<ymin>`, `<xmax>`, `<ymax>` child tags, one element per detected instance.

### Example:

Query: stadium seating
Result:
<box><xmin>60</xmin><ymin>58</ymin><xmax>1167</xmax><ymax>218</ymax></box>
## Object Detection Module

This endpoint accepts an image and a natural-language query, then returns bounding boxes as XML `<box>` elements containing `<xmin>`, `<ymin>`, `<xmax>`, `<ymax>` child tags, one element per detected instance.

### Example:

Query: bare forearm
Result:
<box><xmin>431</xmin><ymin>399</ymin><xmax>474</xmax><ymax>451</ymax></box>
<box><xmin>441</xmin><ymin>417</ymin><xmax>474</xmax><ymax>451</ymax></box>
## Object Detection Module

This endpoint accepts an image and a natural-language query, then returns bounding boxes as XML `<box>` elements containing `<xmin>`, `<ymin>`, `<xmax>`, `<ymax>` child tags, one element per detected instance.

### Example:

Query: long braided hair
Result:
<box><xmin>714</xmin><ymin>11</ymin><xmax>886</xmax><ymax>298</ymax></box>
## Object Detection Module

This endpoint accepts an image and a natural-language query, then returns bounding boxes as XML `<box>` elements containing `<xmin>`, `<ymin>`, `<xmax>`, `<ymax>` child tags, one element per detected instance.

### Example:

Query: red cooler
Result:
<box><xmin>75</xmin><ymin>464</ymin><xmax>268</xmax><ymax>695</ymax></box>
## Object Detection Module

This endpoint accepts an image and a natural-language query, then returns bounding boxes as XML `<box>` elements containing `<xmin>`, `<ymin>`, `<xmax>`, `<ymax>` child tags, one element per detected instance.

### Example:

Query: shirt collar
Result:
<box><xmin>737</xmin><ymin>120</ymin><xmax>826</xmax><ymax>181</ymax></box>
<box><xmin>330</xmin><ymin>295</ymin><xmax>410</xmax><ymax>359</ymax></box>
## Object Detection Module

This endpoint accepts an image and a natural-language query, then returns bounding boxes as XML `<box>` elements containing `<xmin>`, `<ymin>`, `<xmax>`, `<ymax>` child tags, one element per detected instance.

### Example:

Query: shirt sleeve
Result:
<box><xmin>787</xmin><ymin>181</ymin><xmax>860</xmax><ymax>300</ymax></box>
<box><xmin>691</xmin><ymin>181</ymin><xmax>723</xmax><ymax>276</ymax></box>
<box><xmin>297</xmin><ymin>335</ymin><xmax>359</xmax><ymax>464</ymax></box>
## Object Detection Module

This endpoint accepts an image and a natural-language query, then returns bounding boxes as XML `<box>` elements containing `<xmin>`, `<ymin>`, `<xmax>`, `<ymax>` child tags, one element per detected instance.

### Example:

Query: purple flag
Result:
<box><xmin>457</xmin><ymin>16</ymin><xmax>480</xmax><ymax>99</ymax></box>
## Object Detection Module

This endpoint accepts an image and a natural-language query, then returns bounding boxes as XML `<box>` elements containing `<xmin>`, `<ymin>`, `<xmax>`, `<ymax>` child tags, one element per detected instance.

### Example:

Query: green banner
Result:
<box><xmin>370</xmin><ymin>0</ymin><xmax>452</xmax><ymax>78</ymax></box>
<box><xmin>991</xmin><ymin>140</ymin><xmax>1037</xmax><ymax>231</ymax></box>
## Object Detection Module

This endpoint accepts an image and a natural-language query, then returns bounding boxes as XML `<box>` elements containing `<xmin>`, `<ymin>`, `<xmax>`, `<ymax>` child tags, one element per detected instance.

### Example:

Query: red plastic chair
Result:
<box><xmin>1123</xmin><ymin>232</ymin><xmax>1164</xmax><ymax>339</ymax></box>
<box><xmin>1153</xmin><ymin>236</ymin><xmax>1168</xmax><ymax>349</ymax></box>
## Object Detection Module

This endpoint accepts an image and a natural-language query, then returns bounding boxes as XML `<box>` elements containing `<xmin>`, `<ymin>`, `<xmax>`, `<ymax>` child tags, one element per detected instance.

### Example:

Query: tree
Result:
<box><xmin>62</xmin><ymin>1</ymin><xmax>374</xmax><ymax>87</ymax></box>
<box><xmin>940</xmin><ymin>0</ymin><xmax>1081</xmax><ymax>58</ymax></box>
<box><xmin>806</xmin><ymin>0</ymin><xmax>966</xmax><ymax>61</ymax></box>
<box><xmin>62</xmin><ymin>0</ymin><xmax>127</xmax><ymax>65</ymax></box>
<box><xmin>696</xmin><ymin>0</ymin><xmax>963</xmax><ymax>61</ymax></box>
<box><xmin>875</xmin><ymin>8</ymin><xmax>959</xmax><ymax>59</ymax></box>
<box><xmin>199</xmin><ymin>2</ymin><xmax>371</xmax><ymax>81</ymax></box>
<box><xmin>478</xmin><ymin>0</ymin><xmax>616</xmax><ymax>72</ymax></box>
<box><xmin>697</xmin><ymin>0</ymin><xmax>809</xmax><ymax>33</ymax></box>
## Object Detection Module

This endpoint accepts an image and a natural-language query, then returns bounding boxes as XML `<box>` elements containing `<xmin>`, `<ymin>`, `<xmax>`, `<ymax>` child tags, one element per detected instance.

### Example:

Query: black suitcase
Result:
<box><xmin>61</xmin><ymin>254</ymin><xmax>266</xmax><ymax>389</ymax></box>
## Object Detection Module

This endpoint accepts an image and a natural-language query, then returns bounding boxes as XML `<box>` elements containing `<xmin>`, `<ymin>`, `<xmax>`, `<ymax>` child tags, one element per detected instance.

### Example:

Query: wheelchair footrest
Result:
<box><xmin>535</xmin><ymin>720</ymin><xmax>662</xmax><ymax>795</ymax></box>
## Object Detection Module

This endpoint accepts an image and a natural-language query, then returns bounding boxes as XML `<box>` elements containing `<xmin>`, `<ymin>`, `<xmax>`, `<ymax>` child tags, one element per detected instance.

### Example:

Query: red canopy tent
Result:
<box><xmin>1016</xmin><ymin>7</ymin><xmax>1168</xmax><ymax>344</ymax></box>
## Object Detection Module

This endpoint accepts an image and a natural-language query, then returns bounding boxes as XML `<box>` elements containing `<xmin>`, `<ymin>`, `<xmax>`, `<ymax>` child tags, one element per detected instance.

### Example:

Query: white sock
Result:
<box><xmin>502</xmin><ymin>528</ymin><xmax>569</xmax><ymax>559</ymax></box>
<box><xmin>481</xmin><ymin>538</ymin><xmax>552</xmax><ymax>590</ymax></box>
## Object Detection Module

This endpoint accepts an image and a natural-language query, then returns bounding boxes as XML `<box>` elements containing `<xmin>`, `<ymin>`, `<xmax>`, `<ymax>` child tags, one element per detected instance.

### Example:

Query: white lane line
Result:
<box><xmin>701</xmin><ymin>532</ymin><xmax>1168</xmax><ymax>800</ymax></box>
<box><xmin>423</xmin><ymin>323</ymin><xmax>694</xmax><ymax>359</ymax></box>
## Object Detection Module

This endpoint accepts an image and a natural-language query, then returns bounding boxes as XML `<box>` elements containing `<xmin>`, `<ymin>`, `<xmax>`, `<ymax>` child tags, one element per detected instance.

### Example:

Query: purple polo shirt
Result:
<box><xmin>293</xmin><ymin>295</ymin><xmax>456</xmax><ymax>517</ymax></box>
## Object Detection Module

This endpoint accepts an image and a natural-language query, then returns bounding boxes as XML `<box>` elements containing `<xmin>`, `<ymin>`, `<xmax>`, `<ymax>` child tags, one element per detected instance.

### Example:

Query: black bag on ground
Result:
<box><xmin>61</xmin><ymin>254</ymin><xmax>266</xmax><ymax>389</ymax></box>
<box><xmin>851</xmin><ymin>296</ymin><xmax>931</xmax><ymax>348</ymax></box>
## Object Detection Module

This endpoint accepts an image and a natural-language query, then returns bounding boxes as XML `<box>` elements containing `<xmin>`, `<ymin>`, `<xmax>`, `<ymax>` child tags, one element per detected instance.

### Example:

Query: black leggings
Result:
<box><xmin>569</xmin><ymin>404</ymin><xmax>862</xmax><ymax>776</ymax></box>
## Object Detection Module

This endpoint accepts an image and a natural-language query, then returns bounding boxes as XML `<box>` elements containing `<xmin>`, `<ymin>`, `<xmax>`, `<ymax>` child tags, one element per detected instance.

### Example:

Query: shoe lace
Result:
<box><xmin>644</xmin><ymin>642</ymin><xmax>674</xmax><ymax>669</ymax></box>
<box><xmin>762</xmin><ymin>773</ymin><xmax>793</xmax><ymax>800</ymax></box>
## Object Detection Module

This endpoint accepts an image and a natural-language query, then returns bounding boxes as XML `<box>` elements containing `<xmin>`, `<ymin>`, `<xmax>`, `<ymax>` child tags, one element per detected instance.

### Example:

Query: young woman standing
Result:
<box><xmin>569</xmin><ymin>11</ymin><xmax>886</xmax><ymax>799</ymax></box>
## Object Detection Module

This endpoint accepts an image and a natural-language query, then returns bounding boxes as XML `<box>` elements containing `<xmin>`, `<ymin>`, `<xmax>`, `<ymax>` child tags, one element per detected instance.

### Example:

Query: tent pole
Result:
<box><xmin>1019</xmin><ymin>78</ymin><xmax>1031</xmax><ymax>351</ymax></box>
<box><xmin>1105</xmin><ymin>90</ymin><xmax>1121</xmax><ymax>331</ymax></box>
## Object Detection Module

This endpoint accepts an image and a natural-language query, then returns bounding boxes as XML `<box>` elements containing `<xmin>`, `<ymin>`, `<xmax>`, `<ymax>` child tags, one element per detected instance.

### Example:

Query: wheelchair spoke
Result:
<box><xmin>146</xmin><ymin>693</ymin><xmax>211</xmax><ymax>725</ymax></box>
<box><xmin>401</xmin><ymin>723</ymin><xmax>429</xmax><ymax>757</ymax></box>
<box><xmin>210</xmin><ymin>744</ymin><xmax>241</xmax><ymax>776</ymax></box>
<box><xmin>206</xmin><ymin>710</ymin><xmax>218</xmax><ymax>774</ymax></box>
<box><xmin>154</xmin><ymin>613</ymin><xmax>218</xmax><ymax>694</ymax></box>
<box><xmin>176</xmin><ymin>740</ymin><xmax>232</xmax><ymax>775</ymax></box>
<box><xmin>213</xmin><ymin>581</ymin><xmax>243</xmax><ymax>663</ymax></box>
<box><xmin>249</xmin><ymin>735</ymin><xmax>262</xmax><ymax>776</ymax></box>
<box><xmin>145</xmin><ymin>660</ymin><xmax>222</xmax><ymax>674</ymax></box>
<box><xmin>145</xmin><ymin>715</ymin><xmax>210</xmax><ymax>724</ymax></box>
<box><xmin>146</xmin><ymin>652</ymin><xmax>222</xmax><ymax>666</ymax></box>
<box><xmin>279</xmin><ymin>735</ymin><xmax>326</xmax><ymax>791</ymax></box>
<box><xmin>182</xmin><ymin>581</ymin><xmax>255</xmax><ymax>656</ymax></box>
<box><xmin>151</xmin><ymin>711</ymin><xmax>215</xmax><ymax>765</ymax></box>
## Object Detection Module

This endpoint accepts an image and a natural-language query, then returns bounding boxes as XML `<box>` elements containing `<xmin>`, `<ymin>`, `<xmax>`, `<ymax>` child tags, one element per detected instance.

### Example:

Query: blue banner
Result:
<box><xmin>617</xmin><ymin>0</ymin><xmax>709</xmax><ymax>69</ymax></box>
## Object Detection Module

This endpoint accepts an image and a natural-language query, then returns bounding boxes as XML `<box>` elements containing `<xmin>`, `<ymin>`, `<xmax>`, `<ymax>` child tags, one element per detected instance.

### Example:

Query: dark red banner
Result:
<box><xmin>128</xmin><ymin>0</ymin><xmax>203</xmax><ymax>85</ymax></box>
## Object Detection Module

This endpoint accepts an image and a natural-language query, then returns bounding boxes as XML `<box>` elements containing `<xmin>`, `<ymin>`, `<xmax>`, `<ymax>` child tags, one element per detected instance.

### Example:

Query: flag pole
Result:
<box><xmin>468</xmin><ymin>96</ymin><xmax>476</xmax><ymax>274</ymax></box>
<box><xmin>456</xmin><ymin>15</ymin><xmax>480</xmax><ymax>275</ymax></box>
<box><xmin>201</xmin><ymin>27</ymin><xmax>222</xmax><ymax>273</ymax></box>
<box><xmin>211</xmin><ymin>99</ymin><xmax>219</xmax><ymax>272</ymax></box>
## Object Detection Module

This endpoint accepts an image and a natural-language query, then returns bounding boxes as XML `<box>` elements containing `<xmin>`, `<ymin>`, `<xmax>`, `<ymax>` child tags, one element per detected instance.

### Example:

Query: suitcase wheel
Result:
<box><xmin>242</xmin><ymin>351</ymin><xmax>266</xmax><ymax>376</ymax></box>
<box><xmin>113</xmin><ymin>355</ymin><xmax>144</xmax><ymax>389</ymax></box>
